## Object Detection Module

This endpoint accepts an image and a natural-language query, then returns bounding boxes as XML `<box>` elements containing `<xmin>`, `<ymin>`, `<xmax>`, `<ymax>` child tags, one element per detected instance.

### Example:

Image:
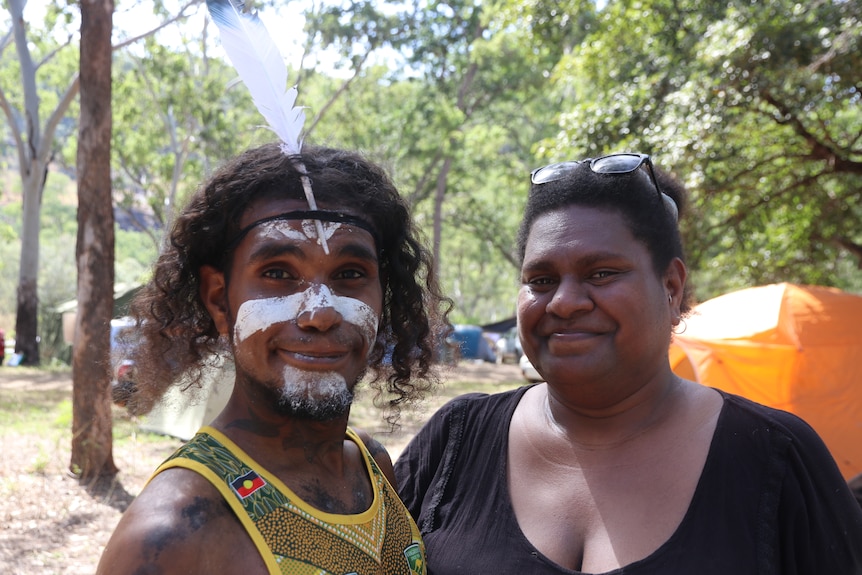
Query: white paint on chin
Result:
<box><xmin>233</xmin><ymin>286</ymin><xmax>379</xmax><ymax>351</ymax></box>
<box><xmin>278</xmin><ymin>365</ymin><xmax>353</xmax><ymax>418</ymax></box>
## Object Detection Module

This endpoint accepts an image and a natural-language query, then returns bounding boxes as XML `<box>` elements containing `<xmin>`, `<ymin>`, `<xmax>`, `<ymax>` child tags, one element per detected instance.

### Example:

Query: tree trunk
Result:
<box><xmin>432</xmin><ymin>156</ymin><xmax>453</xmax><ymax>278</ymax></box>
<box><xmin>14</xmin><ymin>171</ymin><xmax>42</xmax><ymax>365</ymax></box>
<box><xmin>71</xmin><ymin>0</ymin><xmax>116</xmax><ymax>483</ymax></box>
<box><xmin>10</xmin><ymin>0</ymin><xmax>43</xmax><ymax>367</ymax></box>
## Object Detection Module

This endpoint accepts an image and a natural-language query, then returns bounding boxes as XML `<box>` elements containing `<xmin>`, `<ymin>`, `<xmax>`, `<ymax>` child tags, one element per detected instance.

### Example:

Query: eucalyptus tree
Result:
<box><xmin>112</xmin><ymin>39</ymin><xmax>255</xmax><ymax>247</ymax></box>
<box><xmin>0</xmin><ymin>1</ymin><xmax>80</xmax><ymax>364</ymax></box>
<box><xmin>73</xmin><ymin>0</ymin><xmax>116</xmax><ymax>484</ymax></box>
<box><xmin>0</xmin><ymin>0</ymin><xmax>201</xmax><ymax>365</ymax></box>
<box><xmin>525</xmin><ymin>0</ymin><xmax>862</xmax><ymax>299</ymax></box>
<box><xmin>306</xmin><ymin>0</ymin><xmax>560</xmax><ymax>322</ymax></box>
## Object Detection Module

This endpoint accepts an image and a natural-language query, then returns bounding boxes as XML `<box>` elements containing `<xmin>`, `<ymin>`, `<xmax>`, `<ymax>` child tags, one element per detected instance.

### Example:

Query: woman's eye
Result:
<box><xmin>590</xmin><ymin>270</ymin><xmax>617</xmax><ymax>281</ymax></box>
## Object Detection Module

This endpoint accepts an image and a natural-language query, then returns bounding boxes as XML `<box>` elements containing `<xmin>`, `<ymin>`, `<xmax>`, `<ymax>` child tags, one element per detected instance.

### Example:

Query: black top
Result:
<box><xmin>395</xmin><ymin>386</ymin><xmax>862</xmax><ymax>574</ymax></box>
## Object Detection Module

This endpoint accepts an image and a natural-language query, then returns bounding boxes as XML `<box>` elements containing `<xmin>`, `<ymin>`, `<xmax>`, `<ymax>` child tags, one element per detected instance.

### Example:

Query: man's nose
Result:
<box><xmin>295</xmin><ymin>284</ymin><xmax>342</xmax><ymax>331</ymax></box>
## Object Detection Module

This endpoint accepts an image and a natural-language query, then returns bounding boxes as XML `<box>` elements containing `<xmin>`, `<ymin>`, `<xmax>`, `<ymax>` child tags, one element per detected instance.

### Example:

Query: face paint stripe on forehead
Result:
<box><xmin>234</xmin><ymin>285</ymin><xmax>380</xmax><ymax>343</ymax></box>
<box><xmin>226</xmin><ymin>210</ymin><xmax>380</xmax><ymax>255</ymax></box>
<box><xmin>258</xmin><ymin>220</ymin><xmax>343</xmax><ymax>244</ymax></box>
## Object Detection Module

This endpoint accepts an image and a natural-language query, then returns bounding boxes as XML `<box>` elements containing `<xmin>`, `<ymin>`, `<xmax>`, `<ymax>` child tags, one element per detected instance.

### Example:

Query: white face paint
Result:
<box><xmin>233</xmin><ymin>285</ymin><xmax>377</xmax><ymax>419</ymax></box>
<box><xmin>234</xmin><ymin>284</ymin><xmax>379</xmax><ymax>347</ymax></box>
<box><xmin>257</xmin><ymin>219</ymin><xmax>342</xmax><ymax>248</ymax></box>
<box><xmin>277</xmin><ymin>365</ymin><xmax>354</xmax><ymax>420</ymax></box>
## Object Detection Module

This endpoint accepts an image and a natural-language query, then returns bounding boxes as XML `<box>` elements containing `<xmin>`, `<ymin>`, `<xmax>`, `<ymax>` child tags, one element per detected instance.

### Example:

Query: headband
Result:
<box><xmin>225</xmin><ymin>210</ymin><xmax>380</xmax><ymax>254</ymax></box>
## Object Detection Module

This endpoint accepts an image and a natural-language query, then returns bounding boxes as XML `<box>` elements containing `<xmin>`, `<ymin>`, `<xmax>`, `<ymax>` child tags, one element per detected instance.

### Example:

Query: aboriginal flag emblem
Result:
<box><xmin>230</xmin><ymin>470</ymin><xmax>266</xmax><ymax>499</ymax></box>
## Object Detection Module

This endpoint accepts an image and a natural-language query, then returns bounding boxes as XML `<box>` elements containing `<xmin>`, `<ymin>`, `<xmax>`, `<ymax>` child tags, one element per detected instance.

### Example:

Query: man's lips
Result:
<box><xmin>276</xmin><ymin>348</ymin><xmax>352</xmax><ymax>371</ymax></box>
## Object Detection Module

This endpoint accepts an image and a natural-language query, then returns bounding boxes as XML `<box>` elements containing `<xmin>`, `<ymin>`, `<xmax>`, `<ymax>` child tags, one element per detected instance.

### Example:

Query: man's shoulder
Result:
<box><xmin>126</xmin><ymin>468</ymin><xmax>236</xmax><ymax>540</ymax></box>
<box><xmin>97</xmin><ymin>468</ymin><xmax>261</xmax><ymax>575</ymax></box>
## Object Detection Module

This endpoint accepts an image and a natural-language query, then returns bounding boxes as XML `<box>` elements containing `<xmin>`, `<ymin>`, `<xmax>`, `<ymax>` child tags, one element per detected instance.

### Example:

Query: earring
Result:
<box><xmin>668</xmin><ymin>294</ymin><xmax>672</xmax><ymax>303</ymax></box>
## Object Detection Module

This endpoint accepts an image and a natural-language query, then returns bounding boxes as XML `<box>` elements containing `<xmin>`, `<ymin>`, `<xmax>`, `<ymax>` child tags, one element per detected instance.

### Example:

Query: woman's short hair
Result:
<box><xmin>516</xmin><ymin>157</ymin><xmax>691</xmax><ymax>312</ymax></box>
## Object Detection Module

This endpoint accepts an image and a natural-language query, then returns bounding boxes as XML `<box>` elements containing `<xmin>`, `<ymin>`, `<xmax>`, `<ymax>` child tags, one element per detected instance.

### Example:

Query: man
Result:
<box><xmin>96</xmin><ymin>143</ymin><xmax>447</xmax><ymax>575</ymax></box>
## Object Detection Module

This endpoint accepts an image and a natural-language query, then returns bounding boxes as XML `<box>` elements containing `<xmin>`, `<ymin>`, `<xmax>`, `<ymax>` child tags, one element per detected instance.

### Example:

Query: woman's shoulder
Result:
<box><xmin>433</xmin><ymin>384</ymin><xmax>533</xmax><ymax>423</ymax></box>
<box><xmin>712</xmin><ymin>390</ymin><xmax>846</xmax><ymax>481</ymax></box>
<box><xmin>716</xmin><ymin>390</ymin><xmax>823</xmax><ymax>443</ymax></box>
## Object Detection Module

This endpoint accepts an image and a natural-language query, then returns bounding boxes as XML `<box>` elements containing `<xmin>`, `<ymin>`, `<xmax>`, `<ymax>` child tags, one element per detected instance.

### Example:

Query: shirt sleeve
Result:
<box><xmin>772</xmin><ymin>410</ymin><xmax>862</xmax><ymax>574</ymax></box>
<box><xmin>394</xmin><ymin>393</ymin><xmax>484</xmax><ymax>528</ymax></box>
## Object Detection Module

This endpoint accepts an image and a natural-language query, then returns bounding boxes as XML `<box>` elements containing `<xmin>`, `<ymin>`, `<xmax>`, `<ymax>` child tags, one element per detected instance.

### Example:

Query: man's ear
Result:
<box><xmin>200</xmin><ymin>265</ymin><xmax>229</xmax><ymax>336</ymax></box>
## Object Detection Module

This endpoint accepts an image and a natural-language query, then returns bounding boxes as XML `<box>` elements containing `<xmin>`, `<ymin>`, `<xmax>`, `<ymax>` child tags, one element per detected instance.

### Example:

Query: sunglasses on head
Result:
<box><xmin>530</xmin><ymin>152</ymin><xmax>664</xmax><ymax>198</ymax></box>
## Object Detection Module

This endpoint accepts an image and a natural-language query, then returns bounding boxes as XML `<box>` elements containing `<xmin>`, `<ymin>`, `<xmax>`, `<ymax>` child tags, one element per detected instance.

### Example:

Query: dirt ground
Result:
<box><xmin>0</xmin><ymin>361</ymin><xmax>524</xmax><ymax>574</ymax></box>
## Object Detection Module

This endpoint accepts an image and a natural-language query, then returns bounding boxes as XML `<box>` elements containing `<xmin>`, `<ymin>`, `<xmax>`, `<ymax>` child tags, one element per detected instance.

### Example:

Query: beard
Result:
<box><xmin>271</xmin><ymin>366</ymin><xmax>364</xmax><ymax>421</ymax></box>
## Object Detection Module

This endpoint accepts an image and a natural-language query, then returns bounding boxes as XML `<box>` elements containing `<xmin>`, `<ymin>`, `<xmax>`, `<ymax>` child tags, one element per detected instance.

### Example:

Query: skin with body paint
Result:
<box><xmin>234</xmin><ymin>282</ymin><xmax>380</xmax><ymax>420</ymax></box>
<box><xmin>216</xmin><ymin>201</ymin><xmax>384</xmax><ymax>425</ymax></box>
<box><xmin>95</xmin><ymin>144</ymin><xmax>446</xmax><ymax>575</ymax></box>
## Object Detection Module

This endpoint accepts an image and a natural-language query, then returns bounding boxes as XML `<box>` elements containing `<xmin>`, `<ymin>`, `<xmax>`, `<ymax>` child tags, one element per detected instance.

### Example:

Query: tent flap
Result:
<box><xmin>670</xmin><ymin>283</ymin><xmax>862</xmax><ymax>480</ymax></box>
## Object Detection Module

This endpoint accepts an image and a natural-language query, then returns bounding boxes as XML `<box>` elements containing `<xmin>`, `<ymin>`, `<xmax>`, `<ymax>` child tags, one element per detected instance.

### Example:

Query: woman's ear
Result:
<box><xmin>664</xmin><ymin>257</ymin><xmax>687</xmax><ymax>317</ymax></box>
<box><xmin>200</xmin><ymin>265</ymin><xmax>229</xmax><ymax>336</ymax></box>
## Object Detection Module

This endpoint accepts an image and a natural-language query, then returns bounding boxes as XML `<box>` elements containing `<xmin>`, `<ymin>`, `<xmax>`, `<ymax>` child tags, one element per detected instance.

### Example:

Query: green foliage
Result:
<box><xmin>2</xmin><ymin>0</ymin><xmax>860</xmax><ymax>340</ymax></box>
<box><xmin>112</xmin><ymin>40</ymin><xmax>257</xmax><ymax>243</ymax></box>
<box><xmin>537</xmin><ymin>0</ymin><xmax>862</xmax><ymax>301</ymax></box>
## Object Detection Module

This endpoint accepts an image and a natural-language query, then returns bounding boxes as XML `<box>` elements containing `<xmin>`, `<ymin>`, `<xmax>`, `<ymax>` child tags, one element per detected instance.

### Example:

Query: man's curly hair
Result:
<box><xmin>125</xmin><ymin>143</ymin><xmax>450</xmax><ymax>422</ymax></box>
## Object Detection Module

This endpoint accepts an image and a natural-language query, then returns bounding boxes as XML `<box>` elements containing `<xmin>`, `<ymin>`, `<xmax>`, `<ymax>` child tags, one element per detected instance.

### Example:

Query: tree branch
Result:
<box><xmin>37</xmin><ymin>73</ymin><xmax>80</xmax><ymax>167</ymax></box>
<box><xmin>304</xmin><ymin>50</ymin><xmax>370</xmax><ymax>137</ymax></box>
<box><xmin>0</xmin><ymin>85</ymin><xmax>26</xmax><ymax>175</ymax></box>
<box><xmin>759</xmin><ymin>89</ymin><xmax>862</xmax><ymax>172</ymax></box>
<box><xmin>111</xmin><ymin>0</ymin><xmax>202</xmax><ymax>51</ymax></box>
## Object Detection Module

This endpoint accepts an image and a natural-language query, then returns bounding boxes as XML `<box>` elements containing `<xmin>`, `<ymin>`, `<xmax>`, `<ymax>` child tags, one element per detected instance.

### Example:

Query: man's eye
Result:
<box><xmin>263</xmin><ymin>269</ymin><xmax>293</xmax><ymax>280</ymax></box>
<box><xmin>589</xmin><ymin>270</ymin><xmax>617</xmax><ymax>281</ymax></box>
<box><xmin>336</xmin><ymin>269</ymin><xmax>365</xmax><ymax>280</ymax></box>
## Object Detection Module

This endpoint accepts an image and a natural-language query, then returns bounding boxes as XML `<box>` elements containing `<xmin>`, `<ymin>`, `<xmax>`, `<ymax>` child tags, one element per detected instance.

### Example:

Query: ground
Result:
<box><xmin>0</xmin><ymin>361</ymin><xmax>525</xmax><ymax>574</ymax></box>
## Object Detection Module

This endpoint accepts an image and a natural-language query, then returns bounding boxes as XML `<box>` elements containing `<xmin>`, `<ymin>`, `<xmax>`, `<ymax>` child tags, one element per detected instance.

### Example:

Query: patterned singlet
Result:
<box><xmin>152</xmin><ymin>426</ymin><xmax>426</xmax><ymax>575</ymax></box>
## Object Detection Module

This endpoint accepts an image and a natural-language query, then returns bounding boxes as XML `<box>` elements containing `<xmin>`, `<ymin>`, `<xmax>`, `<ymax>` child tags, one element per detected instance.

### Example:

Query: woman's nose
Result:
<box><xmin>546</xmin><ymin>277</ymin><xmax>594</xmax><ymax>318</ymax></box>
<box><xmin>295</xmin><ymin>284</ymin><xmax>342</xmax><ymax>331</ymax></box>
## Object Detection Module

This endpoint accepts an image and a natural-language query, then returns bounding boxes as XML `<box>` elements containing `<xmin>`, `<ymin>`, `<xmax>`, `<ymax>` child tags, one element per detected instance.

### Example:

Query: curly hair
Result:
<box><xmin>516</xmin><ymin>157</ymin><xmax>694</xmax><ymax>315</ymax></box>
<box><xmin>126</xmin><ymin>143</ymin><xmax>450</xmax><ymax>421</ymax></box>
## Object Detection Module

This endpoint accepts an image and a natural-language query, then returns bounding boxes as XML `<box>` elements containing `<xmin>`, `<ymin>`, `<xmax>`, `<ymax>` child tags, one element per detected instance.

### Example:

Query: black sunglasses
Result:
<box><xmin>530</xmin><ymin>153</ymin><xmax>664</xmax><ymax>199</ymax></box>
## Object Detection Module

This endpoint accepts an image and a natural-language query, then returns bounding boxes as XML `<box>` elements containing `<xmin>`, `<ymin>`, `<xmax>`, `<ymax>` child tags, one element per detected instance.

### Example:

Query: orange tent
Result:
<box><xmin>669</xmin><ymin>283</ymin><xmax>862</xmax><ymax>480</ymax></box>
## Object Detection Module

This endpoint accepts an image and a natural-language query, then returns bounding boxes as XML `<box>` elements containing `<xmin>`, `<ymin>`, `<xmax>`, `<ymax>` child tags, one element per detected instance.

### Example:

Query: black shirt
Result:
<box><xmin>396</xmin><ymin>386</ymin><xmax>862</xmax><ymax>574</ymax></box>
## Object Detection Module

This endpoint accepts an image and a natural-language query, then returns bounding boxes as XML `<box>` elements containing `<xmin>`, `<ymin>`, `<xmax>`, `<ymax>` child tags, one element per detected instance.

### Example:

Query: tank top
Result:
<box><xmin>154</xmin><ymin>426</ymin><xmax>426</xmax><ymax>575</ymax></box>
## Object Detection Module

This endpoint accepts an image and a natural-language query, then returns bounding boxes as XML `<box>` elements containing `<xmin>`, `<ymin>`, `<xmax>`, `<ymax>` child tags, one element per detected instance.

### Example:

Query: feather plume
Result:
<box><xmin>206</xmin><ymin>0</ymin><xmax>328</xmax><ymax>252</ymax></box>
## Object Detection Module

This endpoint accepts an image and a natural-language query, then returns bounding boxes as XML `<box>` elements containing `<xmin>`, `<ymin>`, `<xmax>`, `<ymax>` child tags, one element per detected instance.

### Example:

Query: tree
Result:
<box><xmin>72</xmin><ymin>0</ymin><xmax>116</xmax><ymax>483</ymax></box>
<box><xmin>305</xmin><ymin>0</ymin><xmax>560</xmax><ymax>322</ymax></box>
<box><xmin>111</xmin><ymin>40</ymin><xmax>254</xmax><ymax>246</ymax></box>
<box><xmin>0</xmin><ymin>0</ymin><xmax>202</xmax><ymax>365</ymax></box>
<box><xmin>531</xmin><ymin>0</ymin><xmax>862</xmax><ymax>299</ymax></box>
<box><xmin>1</xmin><ymin>1</ymin><xmax>80</xmax><ymax>365</ymax></box>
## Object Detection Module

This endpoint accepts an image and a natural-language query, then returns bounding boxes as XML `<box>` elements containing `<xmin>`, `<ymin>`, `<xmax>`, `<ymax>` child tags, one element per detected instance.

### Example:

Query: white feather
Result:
<box><xmin>207</xmin><ymin>0</ymin><xmax>329</xmax><ymax>252</ymax></box>
<box><xmin>206</xmin><ymin>0</ymin><xmax>304</xmax><ymax>153</ymax></box>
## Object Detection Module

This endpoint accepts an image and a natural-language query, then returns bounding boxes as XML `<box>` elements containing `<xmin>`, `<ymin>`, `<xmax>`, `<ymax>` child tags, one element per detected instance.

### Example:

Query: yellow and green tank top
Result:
<box><xmin>153</xmin><ymin>426</ymin><xmax>426</xmax><ymax>575</ymax></box>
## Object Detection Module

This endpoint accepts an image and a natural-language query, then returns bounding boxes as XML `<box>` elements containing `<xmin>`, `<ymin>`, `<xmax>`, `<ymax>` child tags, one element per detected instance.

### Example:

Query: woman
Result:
<box><xmin>395</xmin><ymin>153</ymin><xmax>862</xmax><ymax>574</ymax></box>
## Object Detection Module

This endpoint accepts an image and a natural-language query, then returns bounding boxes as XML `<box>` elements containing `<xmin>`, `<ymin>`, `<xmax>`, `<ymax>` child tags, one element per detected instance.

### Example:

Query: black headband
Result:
<box><xmin>225</xmin><ymin>210</ymin><xmax>380</xmax><ymax>253</ymax></box>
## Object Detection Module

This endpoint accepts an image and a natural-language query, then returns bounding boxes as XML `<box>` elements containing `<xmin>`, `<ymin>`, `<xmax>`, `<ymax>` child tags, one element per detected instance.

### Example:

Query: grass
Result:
<box><xmin>0</xmin><ymin>389</ymin><xmax>72</xmax><ymax>434</ymax></box>
<box><xmin>0</xmin><ymin>379</ymin><xmax>176</xmax><ymax>451</ymax></box>
<box><xmin>0</xmin><ymin>362</ymin><xmax>528</xmax><ymax>463</ymax></box>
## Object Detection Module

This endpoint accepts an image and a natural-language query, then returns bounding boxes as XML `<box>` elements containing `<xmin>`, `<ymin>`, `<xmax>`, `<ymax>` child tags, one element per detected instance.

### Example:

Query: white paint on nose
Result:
<box><xmin>234</xmin><ymin>285</ymin><xmax>379</xmax><ymax>345</ymax></box>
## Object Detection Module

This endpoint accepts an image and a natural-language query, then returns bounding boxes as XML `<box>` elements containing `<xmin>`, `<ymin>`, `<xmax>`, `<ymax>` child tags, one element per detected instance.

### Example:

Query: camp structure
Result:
<box><xmin>669</xmin><ymin>283</ymin><xmax>862</xmax><ymax>480</ymax></box>
<box><xmin>139</xmin><ymin>357</ymin><xmax>235</xmax><ymax>440</ymax></box>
